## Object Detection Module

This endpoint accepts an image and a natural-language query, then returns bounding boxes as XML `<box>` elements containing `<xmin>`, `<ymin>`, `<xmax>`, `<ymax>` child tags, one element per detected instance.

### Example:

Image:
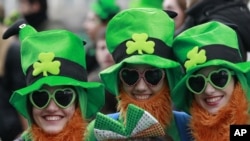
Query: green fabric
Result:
<box><xmin>91</xmin><ymin>0</ymin><xmax>120</xmax><ymax>20</ymax></box>
<box><xmin>86</xmin><ymin>120</ymin><xmax>96</xmax><ymax>141</ymax></box>
<box><xmin>129</xmin><ymin>0</ymin><xmax>163</xmax><ymax>9</ymax></box>
<box><xmin>86</xmin><ymin>112</ymin><xmax>180</xmax><ymax>141</ymax></box>
<box><xmin>172</xmin><ymin>21</ymin><xmax>250</xmax><ymax>113</ymax></box>
<box><xmin>93</xmin><ymin>104</ymin><xmax>165</xmax><ymax>140</ymax></box>
<box><xmin>9</xmin><ymin>24</ymin><xmax>105</xmax><ymax>124</ymax></box>
<box><xmin>101</xmin><ymin>8</ymin><xmax>182</xmax><ymax>95</ymax></box>
<box><xmin>166</xmin><ymin>116</ymin><xmax>180</xmax><ymax>141</ymax></box>
<box><xmin>106</xmin><ymin>8</ymin><xmax>174</xmax><ymax>53</ymax></box>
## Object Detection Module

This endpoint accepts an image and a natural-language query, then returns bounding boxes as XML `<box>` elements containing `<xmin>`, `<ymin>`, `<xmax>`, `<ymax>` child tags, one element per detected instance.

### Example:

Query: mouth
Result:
<box><xmin>43</xmin><ymin>115</ymin><xmax>63</xmax><ymax>121</ymax></box>
<box><xmin>204</xmin><ymin>96</ymin><xmax>223</xmax><ymax>106</ymax></box>
<box><xmin>133</xmin><ymin>94</ymin><xmax>151</xmax><ymax>100</ymax></box>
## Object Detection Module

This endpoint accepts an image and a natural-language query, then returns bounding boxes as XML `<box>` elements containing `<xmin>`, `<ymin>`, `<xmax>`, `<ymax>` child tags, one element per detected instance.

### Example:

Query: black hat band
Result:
<box><xmin>183</xmin><ymin>44</ymin><xmax>243</xmax><ymax>69</ymax></box>
<box><xmin>112</xmin><ymin>37</ymin><xmax>174</xmax><ymax>63</ymax></box>
<box><xmin>26</xmin><ymin>58</ymin><xmax>87</xmax><ymax>85</ymax></box>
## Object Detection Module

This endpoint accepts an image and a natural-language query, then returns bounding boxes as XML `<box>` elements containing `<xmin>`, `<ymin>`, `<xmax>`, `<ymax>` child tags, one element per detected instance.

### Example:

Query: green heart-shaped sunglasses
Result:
<box><xmin>186</xmin><ymin>68</ymin><xmax>235</xmax><ymax>95</ymax></box>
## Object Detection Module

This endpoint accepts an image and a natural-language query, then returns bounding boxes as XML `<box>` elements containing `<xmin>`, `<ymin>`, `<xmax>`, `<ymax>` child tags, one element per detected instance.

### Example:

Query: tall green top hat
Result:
<box><xmin>2</xmin><ymin>20</ymin><xmax>105</xmax><ymax>122</ymax></box>
<box><xmin>172</xmin><ymin>21</ymin><xmax>250</xmax><ymax>113</ymax></box>
<box><xmin>100</xmin><ymin>8</ymin><xmax>182</xmax><ymax>95</ymax></box>
<box><xmin>91</xmin><ymin>0</ymin><xmax>120</xmax><ymax>21</ymax></box>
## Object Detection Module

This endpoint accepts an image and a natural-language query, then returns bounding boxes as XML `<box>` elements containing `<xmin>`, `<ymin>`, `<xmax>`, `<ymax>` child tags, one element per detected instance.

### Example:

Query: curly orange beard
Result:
<box><xmin>190</xmin><ymin>82</ymin><xmax>250</xmax><ymax>141</ymax></box>
<box><xmin>117</xmin><ymin>85</ymin><xmax>173</xmax><ymax>128</ymax></box>
<box><xmin>30</xmin><ymin>107</ymin><xmax>87</xmax><ymax>141</ymax></box>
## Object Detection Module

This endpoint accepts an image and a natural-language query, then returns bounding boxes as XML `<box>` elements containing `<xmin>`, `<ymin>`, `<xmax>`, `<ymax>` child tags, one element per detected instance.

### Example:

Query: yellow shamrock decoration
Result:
<box><xmin>32</xmin><ymin>52</ymin><xmax>61</xmax><ymax>76</ymax></box>
<box><xmin>184</xmin><ymin>46</ymin><xmax>206</xmax><ymax>70</ymax></box>
<box><xmin>126</xmin><ymin>33</ymin><xmax>155</xmax><ymax>55</ymax></box>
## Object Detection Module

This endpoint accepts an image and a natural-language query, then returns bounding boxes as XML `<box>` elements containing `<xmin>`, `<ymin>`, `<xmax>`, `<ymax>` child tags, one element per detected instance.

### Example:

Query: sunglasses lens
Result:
<box><xmin>120</xmin><ymin>69</ymin><xmax>139</xmax><ymax>85</ymax></box>
<box><xmin>31</xmin><ymin>91</ymin><xmax>49</xmax><ymax>108</ymax></box>
<box><xmin>211</xmin><ymin>70</ymin><xmax>229</xmax><ymax>88</ymax></box>
<box><xmin>145</xmin><ymin>69</ymin><xmax>163</xmax><ymax>85</ymax></box>
<box><xmin>188</xmin><ymin>76</ymin><xmax>205</xmax><ymax>93</ymax></box>
<box><xmin>55</xmin><ymin>89</ymin><xmax>75</xmax><ymax>107</ymax></box>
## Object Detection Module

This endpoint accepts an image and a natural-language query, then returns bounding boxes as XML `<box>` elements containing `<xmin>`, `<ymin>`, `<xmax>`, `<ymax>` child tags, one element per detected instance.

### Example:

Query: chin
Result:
<box><xmin>43</xmin><ymin>127</ymin><xmax>63</xmax><ymax>134</ymax></box>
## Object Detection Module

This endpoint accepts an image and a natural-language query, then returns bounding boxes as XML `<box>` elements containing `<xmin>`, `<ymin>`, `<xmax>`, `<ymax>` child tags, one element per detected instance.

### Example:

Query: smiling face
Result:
<box><xmin>32</xmin><ymin>85</ymin><xmax>76</xmax><ymax>134</ymax></box>
<box><xmin>192</xmin><ymin>67</ymin><xmax>235</xmax><ymax>114</ymax></box>
<box><xmin>120</xmin><ymin>64</ymin><xmax>165</xmax><ymax>101</ymax></box>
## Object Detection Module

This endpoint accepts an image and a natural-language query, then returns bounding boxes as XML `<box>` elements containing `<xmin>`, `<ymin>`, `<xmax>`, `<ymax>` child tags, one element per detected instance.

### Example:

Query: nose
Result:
<box><xmin>203</xmin><ymin>82</ymin><xmax>216</xmax><ymax>95</ymax></box>
<box><xmin>134</xmin><ymin>77</ymin><xmax>148</xmax><ymax>92</ymax></box>
<box><xmin>45</xmin><ymin>99</ymin><xmax>59</xmax><ymax>111</ymax></box>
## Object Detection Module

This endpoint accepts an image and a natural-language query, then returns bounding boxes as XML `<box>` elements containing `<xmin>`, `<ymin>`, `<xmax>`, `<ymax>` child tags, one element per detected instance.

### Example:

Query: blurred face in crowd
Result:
<box><xmin>31</xmin><ymin>85</ymin><xmax>76</xmax><ymax>134</ymax></box>
<box><xmin>83</xmin><ymin>11</ymin><xmax>104</xmax><ymax>41</ymax></box>
<box><xmin>119</xmin><ymin>64</ymin><xmax>165</xmax><ymax>101</ymax></box>
<box><xmin>162</xmin><ymin>0</ymin><xmax>186</xmax><ymax>30</ymax></box>
<box><xmin>18</xmin><ymin>0</ymin><xmax>40</xmax><ymax>15</ymax></box>
<box><xmin>95</xmin><ymin>38</ymin><xmax>114</xmax><ymax>69</ymax></box>
<box><xmin>187</xmin><ymin>67</ymin><xmax>235</xmax><ymax>114</ymax></box>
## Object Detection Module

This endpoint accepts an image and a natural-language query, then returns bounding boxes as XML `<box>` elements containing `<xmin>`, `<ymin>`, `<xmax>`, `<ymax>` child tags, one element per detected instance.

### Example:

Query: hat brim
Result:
<box><xmin>10</xmin><ymin>76</ymin><xmax>105</xmax><ymax>121</ymax></box>
<box><xmin>100</xmin><ymin>55</ymin><xmax>182</xmax><ymax>95</ymax></box>
<box><xmin>171</xmin><ymin>60</ymin><xmax>250</xmax><ymax>114</ymax></box>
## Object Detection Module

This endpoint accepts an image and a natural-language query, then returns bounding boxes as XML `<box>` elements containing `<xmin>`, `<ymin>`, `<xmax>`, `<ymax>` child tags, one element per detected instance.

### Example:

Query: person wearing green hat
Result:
<box><xmin>172</xmin><ymin>21</ymin><xmax>250</xmax><ymax>141</ymax></box>
<box><xmin>2</xmin><ymin>19</ymin><xmax>105</xmax><ymax>140</ymax></box>
<box><xmin>86</xmin><ymin>8</ymin><xmax>192</xmax><ymax>141</ymax></box>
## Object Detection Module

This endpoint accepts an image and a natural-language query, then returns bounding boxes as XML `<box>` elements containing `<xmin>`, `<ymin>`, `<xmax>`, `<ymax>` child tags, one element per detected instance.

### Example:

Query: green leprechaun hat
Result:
<box><xmin>91</xmin><ymin>0</ymin><xmax>120</xmax><ymax>21</ymax></box>
<box><xmin>100</xmin><ymin>8</ymin><xmax>182</xmax><ymax>95</ymax></box>
<box><xmin>2</xmin><ymin>20</ymin><xmax>105</xmax><ymax>122</ymax></box>
<box><xmin>94</xmin><ymin>104</ymin><xmax>165</xmax><ymax>140</ymax></box>
<box><xmin>172</xmin><ymin>21</ymin><xmax>250</xmax><ymax>114</ymax></box>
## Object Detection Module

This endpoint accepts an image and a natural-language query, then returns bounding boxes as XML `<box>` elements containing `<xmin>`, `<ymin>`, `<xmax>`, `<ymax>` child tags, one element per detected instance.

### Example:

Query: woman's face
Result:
<box><xmin>31</xmin><ymin>85</ymin><xmax>76</xmax><ymax>134</ymax></box>
<box><xmin>120</xmin><ymin>64</ymin><xmax>165</xmax><ymax>101</ymax></box>
<box><xmin>191</xmin><ymin>67</ymin><xmax>235</xmax><ymax>114</ymax></box>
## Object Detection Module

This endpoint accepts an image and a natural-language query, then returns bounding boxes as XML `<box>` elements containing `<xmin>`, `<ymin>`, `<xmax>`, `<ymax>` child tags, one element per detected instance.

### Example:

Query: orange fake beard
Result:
<box><xmin>117</xmin><ymin>85</ymin><xmax>173</xmax><ymax>128</ymax></box>
<box><xmin>190</xmin><ymin>82</ymin><xmax>250</xmax><ymax>141</ymax></box>
<box><xmin>30</xmin><ymin>108</ymin><xmax>87</xmax><ymax>141</ymax></box>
